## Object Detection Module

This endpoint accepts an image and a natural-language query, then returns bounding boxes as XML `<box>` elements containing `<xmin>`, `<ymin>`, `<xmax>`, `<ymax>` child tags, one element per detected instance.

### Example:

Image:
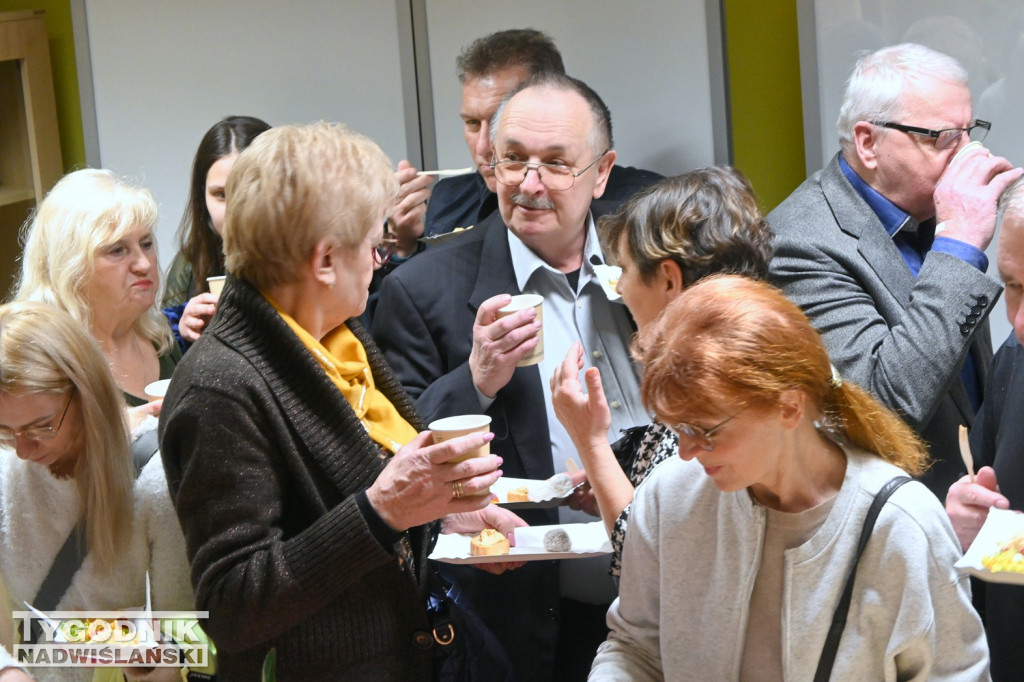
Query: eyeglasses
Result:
<box><xmin>672</xmin><ymin>406</ymin><xmax>746</xmax><ymax>452</ymax></box>
<box><xmin>374</xmin><ymin>236</ymin><xmax>398</xmax><ymax>267</ymax></box>
<box><xmin>871</xmin><ymin>119</ymin><xmax>991</xmax><ymax>150</ymax></box>
<box><xmin>489</xmin><ymin>150</ymin><xmax>609</xmax><ymax>191</ymax></box>
<box><xmin>0</xmin><ymin>390</ymin><xmax>74</xmax><ymax>444</ymax></box>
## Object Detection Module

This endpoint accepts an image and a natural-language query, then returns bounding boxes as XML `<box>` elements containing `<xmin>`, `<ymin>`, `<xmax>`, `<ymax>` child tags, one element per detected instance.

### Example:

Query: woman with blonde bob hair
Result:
<box><xmin>0</xmin><ymin>302</ymin><xmax>196</xmax><ymax>681</ymax></box>
<box><xmin>590</xmin><ymin>276</ymin><xmax>989</xmax><ymax>681</ymax></box>
<box><xmin>17</xmin><ymin>169</ymin><xmax>177</xmax><ymax>408</ymax></box>
<box><xmin>161</xmin><ymin>122</ymin><xmax>518</xmax><ymax>680</ymax></box>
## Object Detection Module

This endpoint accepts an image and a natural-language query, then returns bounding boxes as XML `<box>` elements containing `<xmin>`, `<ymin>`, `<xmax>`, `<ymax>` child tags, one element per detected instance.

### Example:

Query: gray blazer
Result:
<box><xmin>768</xmin><ymin>154</ymin><xmax>1001</xmax><ymax>500</ymax></box>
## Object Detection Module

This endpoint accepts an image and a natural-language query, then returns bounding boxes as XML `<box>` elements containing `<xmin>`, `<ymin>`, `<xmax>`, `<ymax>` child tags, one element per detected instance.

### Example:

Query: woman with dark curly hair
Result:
<box><xmin>551</xmin><ymin>167</ymin><xmax>773</xmax><ymax>575</ymax></box>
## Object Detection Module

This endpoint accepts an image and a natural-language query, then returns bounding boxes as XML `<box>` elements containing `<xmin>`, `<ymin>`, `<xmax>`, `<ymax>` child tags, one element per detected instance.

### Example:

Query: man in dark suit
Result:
<box><xmin>946</xmin><ymin>177</ymin><xmax>1024</xmax><ymax>682</ymax></box>
<box><xmin>374</xmin><ymin>73</ymin><xmax>648</xmax><ymax>682</ymax></box>
<box><xmin>768</xmin><ymin>43</ymin><xmax>1021</xmax><ymax>500</ymax></box>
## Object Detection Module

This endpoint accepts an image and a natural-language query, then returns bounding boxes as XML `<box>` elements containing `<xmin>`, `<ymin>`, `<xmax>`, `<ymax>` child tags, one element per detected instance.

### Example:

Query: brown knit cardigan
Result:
<box><xmin>160</xmin><ymin>274</ymin><xmax>434</xmax><ymax>681</ymax></box>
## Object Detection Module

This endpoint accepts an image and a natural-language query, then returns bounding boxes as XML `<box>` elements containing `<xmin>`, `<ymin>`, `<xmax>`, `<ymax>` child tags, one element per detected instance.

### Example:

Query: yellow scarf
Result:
<box><xmin>267</xmin><ymin>295</ymin><xmax>417</xmax><ymax>453</ymax></box>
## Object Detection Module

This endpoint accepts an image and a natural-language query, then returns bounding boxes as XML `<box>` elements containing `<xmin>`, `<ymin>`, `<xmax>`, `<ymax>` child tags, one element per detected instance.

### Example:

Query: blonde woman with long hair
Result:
<box><xmin>16</xmin><ymin>169</ymin><xmax>177</xmax><ymax>409</ymax></box>
<box><xmin>0</xmin><ymin>303</ymin><xmax>196</xmax><ymax>682</ymax></box>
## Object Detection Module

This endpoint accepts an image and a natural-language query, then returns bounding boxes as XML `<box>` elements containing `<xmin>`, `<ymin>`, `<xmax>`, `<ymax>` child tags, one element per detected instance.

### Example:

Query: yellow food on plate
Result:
<box><xmin>470</xmin><ymin>529</ymin><xmax>510</xmax><ymax>556</ymax></box>
<box><xmin>507</xmin><ymin>486</ymin><xmax>530</xmax><ymax>503</ymax></box>
<box><xmin>981</xmin><ymin>531</ymin><xmax>1024</xmax><ymax>573</ymax></box>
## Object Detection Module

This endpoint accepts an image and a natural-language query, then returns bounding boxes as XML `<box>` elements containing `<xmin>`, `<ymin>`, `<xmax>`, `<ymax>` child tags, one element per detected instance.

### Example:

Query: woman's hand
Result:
<box><xmin>367</xmin><ymin>430</ymin><xmax>503</xmax><ymax>532</ymax></box>
<box><xmin>0</xmin><ymin>668</ymin><xmax>33</xmax><ymax>681</ymax></box>
<box><xmin>180</xmin><ymin>292</ymin><xmax>219</xmax><ymax>343</ymax></box>
<box><xmin>550</xmin><ymin>342</ymin><xmax>612</xmax><ymax>457</ymax></box>
<box><xmin>443</xmin><ymin>505</ymin><xmax>528</xmax><ymax>575</ymax></box>
<box><xmin>128</xmin><ymin>400</ymin><xmax>162</xmax><ymax>430</ymax></box>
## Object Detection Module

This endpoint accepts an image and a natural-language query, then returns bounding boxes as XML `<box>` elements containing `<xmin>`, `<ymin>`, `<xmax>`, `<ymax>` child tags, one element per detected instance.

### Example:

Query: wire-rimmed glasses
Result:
<box><xmin>374</xmin><ymin>236</ymin><xmax>399</xmax><ymax>267</ymax></box>
<box><xmin>672</xmin><ymin>407</ymin><xmax>747</xmax><ymax>452</ymax></box>
<box><xmin>0</xmin><ymin>389</ymin><xmax>74</xmax><ymax>444</ymax></box>
<box><xmin>489</xmin><ymin>150</ymin><xmax>609</xmax><ymax>191</ymax></box>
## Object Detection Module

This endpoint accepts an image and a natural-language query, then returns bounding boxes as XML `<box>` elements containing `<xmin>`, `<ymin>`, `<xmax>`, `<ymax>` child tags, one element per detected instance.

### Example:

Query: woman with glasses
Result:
<box><xmin>162</xmin><ymin>115</ymin><xmax>271</xmax><ymax>352</ymax></box>
<box><xmin>16</xmin><ymin>169</ymin><xmax>178</xmax><ymax>411</ymax></box>
<box><xmin>550</xmin><ymin>167</ymin><xmax>773</xmax><ymax>576</ymax></box>
<box><xmin>0</xmin><ymin>302</ymin><xmax>199</xmax><ymax>682</ymax></box>
<box><xmin>589</xmin><ymin>275</ymin><xmax>989</xmax><ymax>681</ymax></box>
<box><xmin>159</xmin><ymin>122</ymin><xmax>519</xmax><ymax>680</ymax></box>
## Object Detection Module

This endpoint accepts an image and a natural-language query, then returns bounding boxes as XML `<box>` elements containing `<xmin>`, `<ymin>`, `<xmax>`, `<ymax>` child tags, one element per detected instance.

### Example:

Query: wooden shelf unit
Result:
<box><xmin>0</xmin><ymin>9</ymin><xmax>62</xmax><ymax>297</ymax></box>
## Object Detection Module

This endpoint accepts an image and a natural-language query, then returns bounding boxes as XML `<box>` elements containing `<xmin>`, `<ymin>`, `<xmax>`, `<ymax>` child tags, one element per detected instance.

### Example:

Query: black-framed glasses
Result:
<box><xmin>673</xmin><ymin>406</ymin><xmax>746</xmax><ymax>452</ymax></box>
<box><xmin>374</xmin><ymin>236</ymin><xmax>399</xmax><ymax>267</ymax></box>
<box><xmin>0</xmin><ymin>389</ymin><xmax>74</xmax><ymax>444</ymax></box>
<box><xmin>489</xmin><ymin>149</ymin><xmax>609</xmax><ymax>191</ymax></box>
<box><xmin>871</xmin><ymin>119</ymin><xmax>990</xmax><ymax>150</ymax></box>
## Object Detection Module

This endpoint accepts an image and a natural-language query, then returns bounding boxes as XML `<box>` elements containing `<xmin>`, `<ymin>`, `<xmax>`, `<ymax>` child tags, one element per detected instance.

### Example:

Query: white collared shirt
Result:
<box><xmin>508</xmin><ymin>212</ymin><xmax>649</xmax><ymax>603</ymax></box>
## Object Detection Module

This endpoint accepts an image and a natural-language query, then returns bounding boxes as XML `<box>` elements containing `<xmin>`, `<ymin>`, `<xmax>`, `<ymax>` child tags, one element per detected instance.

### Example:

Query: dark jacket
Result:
<box><xmin>969</xmin><ymin>333</ymin><xmax>1024</xmax><ymax>682</ymax></box>
<box><xmin>160</xmin><ymin>275</ymin><xmax>433</xmax><ymax>681</ymax></box>
<box><xmin>373</xmin><ymin>202</ymin><xmax>625</xmax><ymax>681</ymax></box>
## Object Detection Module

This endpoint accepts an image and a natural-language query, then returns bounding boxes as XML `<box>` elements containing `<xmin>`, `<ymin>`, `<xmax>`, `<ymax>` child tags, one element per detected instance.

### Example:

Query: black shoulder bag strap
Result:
<box><xmin>813</xmin><ymin>475</ymin><xmax>913</xmax><ymax>682</ymax></box>
<box><xmin>26</xmin><ymin>430</ymin><xmax>160</xmax><ymax>642</ymax></box>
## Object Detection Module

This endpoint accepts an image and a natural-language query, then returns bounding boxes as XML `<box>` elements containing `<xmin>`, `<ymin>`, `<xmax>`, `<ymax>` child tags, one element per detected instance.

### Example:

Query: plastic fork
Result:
<box><xmin>958</xmin><ymin>425</ymin><xmax>976</xmax><ymax>484</ymax></box>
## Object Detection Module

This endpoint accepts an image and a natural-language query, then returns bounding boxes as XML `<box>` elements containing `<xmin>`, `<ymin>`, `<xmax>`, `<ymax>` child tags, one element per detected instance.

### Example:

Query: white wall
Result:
<box><xmin>424</xmin><ymin>1</ymin><xmax>717</xmax><ymax>176</ymax></box>
<box><xmin>83</xmin><ymin>0</ymin><xmax>410</xmax><ymax>267</ymax></box>
<box><xmin>801</xmin><ymin>0</ymin><xmax>1024</xmax><ymax>346</ymax></box>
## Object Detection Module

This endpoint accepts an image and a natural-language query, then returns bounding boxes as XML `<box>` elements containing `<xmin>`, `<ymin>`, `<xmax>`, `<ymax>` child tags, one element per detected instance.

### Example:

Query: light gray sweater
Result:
<box><xmin>590</xmin><ymin>447</ymin><xmax>990</xmax><ymax>681</ymax></box>
<box><xmin>0</xmin><ymin>431</ymin><xmax>194</xmax><ymax>681</ymax></box>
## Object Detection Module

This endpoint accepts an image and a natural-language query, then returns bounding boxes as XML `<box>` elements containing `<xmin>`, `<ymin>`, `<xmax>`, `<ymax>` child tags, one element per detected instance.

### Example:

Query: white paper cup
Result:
<box><xmin>497</xmin><ymin>294</ymin><xmax>544</xmax><ymax>367</ymax></box>
<box><xmin>429</xmin><ymin>414</ymin><xmax>492</xmax><ymax>461</ymax></box>
<box><xmin>950</xmin><ymin>140</ymin><xmax>983</xmax><ymax>165</ymax></box>
<box><xmin>206</xmin><ymin>276</ymin><xmax>226</xmax><ymax>296</ymax></box>
<box><xmin>144</xmin><ymin>379</ymin><xmax>171</xmax><ymax>401</ymax></box>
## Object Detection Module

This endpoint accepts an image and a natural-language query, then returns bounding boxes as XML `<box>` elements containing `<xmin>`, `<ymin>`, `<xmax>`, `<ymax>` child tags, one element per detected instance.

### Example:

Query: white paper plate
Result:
<box><xmin>490</xmin><ymin>476</ymin><xmax>578</xmax><ymax>509</ymax></box>
<box><xmin>429</xmin><ymin>521</ymin><xmax>611</xmax><ymax>565</ymax></box>
<box><xmin>956</xmin><ymin>507</ymin><xmax>1024</xmax><ymax>585</ymax></box>
<box><xmin>143</xmin><ymin>379</ymin><xmax>171</xmax><ymax>399</ymax></box>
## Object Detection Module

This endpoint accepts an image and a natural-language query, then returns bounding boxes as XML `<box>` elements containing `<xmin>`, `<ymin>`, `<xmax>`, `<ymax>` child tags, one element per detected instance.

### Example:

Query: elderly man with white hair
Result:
<box><xmin>768</xmin><ymin>43</ymin><xmax>1022</xmax><ymax>500</ymax></box>
<box><xmin>946</xmin><ymin>177</ymin><xmax>1024</xmax><ymax>682</ymax></box>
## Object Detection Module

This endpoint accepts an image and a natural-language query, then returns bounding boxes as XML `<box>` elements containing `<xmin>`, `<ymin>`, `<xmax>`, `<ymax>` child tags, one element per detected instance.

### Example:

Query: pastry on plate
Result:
<box><xmin>470</xmin><ymin>528</ymin><xmax>510</xmax><ymax>556</ymax></box>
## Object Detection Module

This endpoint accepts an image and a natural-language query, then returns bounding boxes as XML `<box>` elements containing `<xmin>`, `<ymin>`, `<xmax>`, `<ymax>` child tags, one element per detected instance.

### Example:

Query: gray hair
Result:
<box><xmin>997</xmin><ymin>177</ymin><xmax>1024</xmax><ymax>233</ymax></box>
<box><xmin>837</xmin><ymin>43</ymin><xmax>968</xmax><ymax>153</ymax></box>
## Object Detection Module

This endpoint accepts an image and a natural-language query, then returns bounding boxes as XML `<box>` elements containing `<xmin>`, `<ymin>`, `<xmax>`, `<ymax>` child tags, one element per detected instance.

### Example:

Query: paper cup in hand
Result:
<box><xmin>429</xmin><ymin>414</ymin><xmax>492</xmax><ymax>462</ymax></box>
<box><xmin>206</xmin><ymin>276</ymin><xmax>226</xmax><ymax>296</ymax></box>
<box><xmin>144</xmin><ymin>379</ymin><xmax>171</xmax><ymax>401</ymax></box>
<box><xmin>497</xmin><ymin>294</ymin><xmax>544</xmax><ymax>367</ymax></box>
<box><xmin>950</xmin><ymin>140</ymin><xmax>984</xmax><ymax>166</ymax></box>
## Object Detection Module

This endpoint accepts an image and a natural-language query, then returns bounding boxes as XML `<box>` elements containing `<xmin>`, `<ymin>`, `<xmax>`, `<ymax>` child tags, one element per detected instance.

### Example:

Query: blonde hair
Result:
<box><xmin>15</xmin><ymin>169</ymin><xmax>173</xmax><ymax>354</ymax></box>
<box><xmin>636</xmin><ymin>276</ymin><xmax>929</xmax><ymax>475</ymax></box>
<box><xmin>223</xmin><ymin>122</ymin><xmax>398</xmax><ymax>290</ymax></box>
<box><xmin>0</xmin><ymin>302</ymin><xmax>134</xmax><ymax>573</ymax></box>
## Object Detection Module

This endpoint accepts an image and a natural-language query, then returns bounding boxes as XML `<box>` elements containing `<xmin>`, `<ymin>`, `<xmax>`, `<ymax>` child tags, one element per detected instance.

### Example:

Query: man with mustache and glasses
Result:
<box><xmin>374</xmin><ymin>73</ymin><xmax>648</xmax><ymax>682</ymax></box>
